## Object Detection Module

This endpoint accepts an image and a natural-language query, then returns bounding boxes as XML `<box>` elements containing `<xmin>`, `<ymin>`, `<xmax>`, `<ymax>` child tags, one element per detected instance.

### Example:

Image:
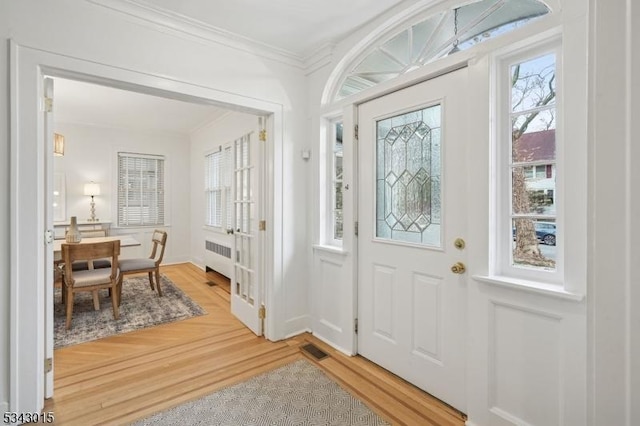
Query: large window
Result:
<box><xmin>205</xmin><ymin>145</ymin><xmax>232</xmax><ymax>229</ymax></box>
<box><xmin>497</xmin><ymin>42</ymin><xmax>561</xmax><ymax>282</ymax></box>
<box><xmin>117</xmin><ymin>152</ymin><xmax>165</xmax><ymax>226</ymax></box>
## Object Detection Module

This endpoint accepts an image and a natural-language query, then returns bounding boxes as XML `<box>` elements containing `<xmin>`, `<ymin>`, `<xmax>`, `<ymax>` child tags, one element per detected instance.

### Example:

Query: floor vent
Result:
<box><xmin>301</xmin><ymin>343</ymin><xmax>329</xmax><ymax>361</ymax></box>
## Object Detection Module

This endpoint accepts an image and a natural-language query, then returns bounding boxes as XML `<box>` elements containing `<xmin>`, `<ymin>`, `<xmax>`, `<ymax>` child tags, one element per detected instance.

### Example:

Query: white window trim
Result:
<box><xmin>491</xmin><ymin>37</ymin><xmax>566</xmax><ymax>287</ymax></box>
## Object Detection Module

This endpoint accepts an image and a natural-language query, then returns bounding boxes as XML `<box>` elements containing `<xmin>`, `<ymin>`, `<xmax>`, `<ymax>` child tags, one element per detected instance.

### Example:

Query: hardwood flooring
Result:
<box><xmin>45</xmin><ymin>263</ymin><xmax>465</xmax><ymax>425</ymax></box>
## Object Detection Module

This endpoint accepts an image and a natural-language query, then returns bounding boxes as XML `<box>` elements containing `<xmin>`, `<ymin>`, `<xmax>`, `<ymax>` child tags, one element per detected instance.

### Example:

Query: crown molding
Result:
<box><xmin>86</xmin><ymin>0</ymin><xmax>306</xmax><ymax>69</ymax></box>
<box><xmin>303</xmin><ymin>42</ymin><xmax>335</xmax><ymax>76</ymax></box>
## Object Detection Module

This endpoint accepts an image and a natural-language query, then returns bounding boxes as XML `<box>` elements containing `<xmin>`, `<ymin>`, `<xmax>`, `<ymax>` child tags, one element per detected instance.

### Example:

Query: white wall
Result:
<box><xmin>588</xmin><ymin>1</ymin><xmax>639</xmax><ymax>425</ymax></box>
<box><xmin>53</xmin><ymin>122</ymin><xmax>192</xmax><ymax>263</ymax></box>
<box><xmin>0</xmin><ymin>0</ymin><xmax>310</xmax><ymax>412</ymax></box>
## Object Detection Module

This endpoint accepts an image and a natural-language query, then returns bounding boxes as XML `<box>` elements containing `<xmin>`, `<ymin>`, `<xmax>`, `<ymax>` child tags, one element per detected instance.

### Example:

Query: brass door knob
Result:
<box><xmin>451</xmin><ymin>262</ymin><xmax>466</xmax><ymax>274</ymax></box>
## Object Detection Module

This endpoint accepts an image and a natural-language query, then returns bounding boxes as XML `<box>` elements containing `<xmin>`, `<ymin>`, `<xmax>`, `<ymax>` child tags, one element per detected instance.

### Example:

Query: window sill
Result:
<box><xmin>312</xmin><ymin>244</ymin><xmax>348</xmax><ymax>257</ymax></box>
<box><xmin>202</xmin><ymin>225</ymin><xmax>228</xmax><ymax>234</ymax></box>
<box><xmin>472</xmin><ymin>275</ymin><xmax>584</xmax><ymax>302</ymax></box>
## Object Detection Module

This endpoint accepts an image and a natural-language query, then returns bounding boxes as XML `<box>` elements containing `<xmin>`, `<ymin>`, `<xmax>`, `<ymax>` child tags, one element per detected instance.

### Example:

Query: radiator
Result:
<box><xmin>205</xmin><ymin>240</ymin><xmax>231</xmax><ymax>278</ymax></box>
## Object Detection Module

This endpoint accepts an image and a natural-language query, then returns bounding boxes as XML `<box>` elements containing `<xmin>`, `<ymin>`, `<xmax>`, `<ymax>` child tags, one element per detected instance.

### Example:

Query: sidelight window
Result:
<box><xmin>495</xmin><ymin>40</ymin><xmax>563</xmax><ymax>283</ymax></box>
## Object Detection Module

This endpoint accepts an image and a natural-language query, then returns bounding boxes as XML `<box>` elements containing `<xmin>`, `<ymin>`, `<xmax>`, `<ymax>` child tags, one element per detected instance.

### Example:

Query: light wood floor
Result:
<box><xmin>45</xmin><ymin>263</ymin><xmax>466</xmax><ymax>425</ymax></box>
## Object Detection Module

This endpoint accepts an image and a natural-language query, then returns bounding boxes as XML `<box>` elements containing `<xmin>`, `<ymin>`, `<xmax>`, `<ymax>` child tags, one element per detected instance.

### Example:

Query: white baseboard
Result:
<box><xmin>312</xmin><ymin>332</ymin><xmax>356</xmax><ymax>356</ymax></box>
<box><xmin>465</xmin><ymin>419</ymin><xmax>480</xmax><ymax>426</ymax></box>
<box><xmin>284</xmin><ymin>315</ymin><xmax>311</xmax><ymax>339</ymax></box>
<box><xmin>189</xmin><ymin>260</ymin><xmax>205</xmax><ymax>270</ymax></box>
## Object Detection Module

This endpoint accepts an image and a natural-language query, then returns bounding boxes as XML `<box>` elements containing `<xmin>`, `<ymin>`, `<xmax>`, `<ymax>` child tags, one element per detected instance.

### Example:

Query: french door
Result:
<box><xmin>230</xmin><ymin>122</ymin><xmax>264</xmax><ymax>335</ymax></box>
<box><xmin>357</xmin><ymin>68</ymin><xmax>469</xmax><ymax>411</ymax></box>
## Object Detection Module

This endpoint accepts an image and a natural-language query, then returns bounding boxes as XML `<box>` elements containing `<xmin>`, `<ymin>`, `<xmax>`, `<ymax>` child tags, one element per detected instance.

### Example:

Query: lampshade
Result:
<box><xmin>84</xmin><ymin>182</ymin><xmax>101</xmax><ymax>196</ymax></box>
<box><xmin>54</xmin><ymin>133</ymin><xmax>65</xmax><ymax>156</ymax></box>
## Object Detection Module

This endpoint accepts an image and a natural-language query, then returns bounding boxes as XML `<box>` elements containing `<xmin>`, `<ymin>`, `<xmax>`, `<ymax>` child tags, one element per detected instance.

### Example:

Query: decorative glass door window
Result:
<box><xmin>376</xmin><ymin>104</ymin><xmax>441</xmax><ymax>246</ymax></box>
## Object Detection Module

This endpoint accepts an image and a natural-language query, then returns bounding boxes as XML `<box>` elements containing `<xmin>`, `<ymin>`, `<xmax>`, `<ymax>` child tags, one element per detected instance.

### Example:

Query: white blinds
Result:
<box><xmin>224</xmin><ymin>145</ymin><xmax>233</xmax><ymax>228</ymax></box>
<box><xmin>117</xmin><ymin>152</ymin><xmax>165</xmax><ymax>226</ymax></box>
<box><xmin>205</xmin><ymin>149</ymin><xmax>223</xmax><ymax>227</ymax></box>
<box><xmin>205</xmin><ymin>145</ymin><xmax>234</xmax><ymax>228</ymax></box>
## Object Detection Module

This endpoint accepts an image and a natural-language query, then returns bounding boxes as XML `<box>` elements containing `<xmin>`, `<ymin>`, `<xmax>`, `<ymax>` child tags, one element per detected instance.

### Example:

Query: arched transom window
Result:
<box><xmin>336</xmin><ymin>0</ymin><xmax>550</xmax><ymax>100</ymax></box>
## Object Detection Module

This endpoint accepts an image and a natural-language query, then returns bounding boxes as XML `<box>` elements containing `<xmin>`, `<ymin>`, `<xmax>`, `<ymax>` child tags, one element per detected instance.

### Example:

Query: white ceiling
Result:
<box><xmin>142</xmin><ymin>0</ymin><xmax>410</xmax><ymax>57</ymax></box>
<box><xmin>55</xmin><ymin>0</ymin><xmax>411</xmax><ymax>131</ymax></box>
<box><xmin>53</xmin><ymin>78</ymin><xmax>228</xmax><ymax>134</ymax></box>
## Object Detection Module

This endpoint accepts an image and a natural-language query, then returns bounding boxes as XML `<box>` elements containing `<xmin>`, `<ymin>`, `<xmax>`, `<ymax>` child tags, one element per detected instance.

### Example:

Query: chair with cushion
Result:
<box><xmin>117</xmin><ymin>230</ymin><xmax>167</xmax><ymax>302</ymax></box>
<box><xmin>62</xmin><ymin>240</ymin><xmax>121</xmax><ymax>330</ymax></box>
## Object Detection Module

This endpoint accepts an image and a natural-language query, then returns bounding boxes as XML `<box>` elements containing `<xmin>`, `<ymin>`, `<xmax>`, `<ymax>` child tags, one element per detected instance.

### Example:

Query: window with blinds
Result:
<box><xmin>205</xmin><ymin>144</ymin><xmax>234</xmax><ymax>229</ymax></box>
<box><xmin>117</xmin><ymin>152</ymin><xmax>165</xmax><ymax>226</ymax></box>
<box><xmin>205</xmin><ymin>149</ymin><xmax>223</xmax><ymax>227</ymax></box>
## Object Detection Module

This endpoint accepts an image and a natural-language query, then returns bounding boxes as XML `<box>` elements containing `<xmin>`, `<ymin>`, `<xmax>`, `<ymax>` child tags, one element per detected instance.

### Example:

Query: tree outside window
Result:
<box><xmin>510</xmin><ymin>52</ymin><xmax>557</xmax><ymax>269</ymax></box>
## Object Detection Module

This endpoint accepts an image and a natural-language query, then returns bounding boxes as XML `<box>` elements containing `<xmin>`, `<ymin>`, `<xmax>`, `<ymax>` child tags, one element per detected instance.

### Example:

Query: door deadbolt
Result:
<box><xmin>451</xmin><ymin>262</ymin><xmax>466</xmax><ymax>274</ymax></box>
<box><xmin>454</xmin><ymin>238</ymin><xmax>465</xmax><ymax>250</ymax></box>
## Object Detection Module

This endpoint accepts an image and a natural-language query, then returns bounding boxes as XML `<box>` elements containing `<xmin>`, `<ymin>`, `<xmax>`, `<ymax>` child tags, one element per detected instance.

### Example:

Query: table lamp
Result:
<box><xmin>84</xmin><ymin>181</ymin><xmax>101</xmax><ymax>222</ymax></box>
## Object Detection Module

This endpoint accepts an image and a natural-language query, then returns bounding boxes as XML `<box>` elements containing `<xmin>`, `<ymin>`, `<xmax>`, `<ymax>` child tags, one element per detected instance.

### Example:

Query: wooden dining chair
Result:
<box><xmin>117</xmin><ymin>230</ymin><xmax>167</xmax><ymax>302</ymax></box>
<box><xmin>62</xmin><ymin>240</ymin><xmax>121</xmax><ymax>330</ymax></box>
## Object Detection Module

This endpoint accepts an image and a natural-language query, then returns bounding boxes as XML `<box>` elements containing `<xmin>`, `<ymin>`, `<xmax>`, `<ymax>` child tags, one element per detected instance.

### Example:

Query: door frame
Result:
<box><xmin>8</xmin><ymin>40</ymin><xmax>284</xmax><ymax>415</ymax></box>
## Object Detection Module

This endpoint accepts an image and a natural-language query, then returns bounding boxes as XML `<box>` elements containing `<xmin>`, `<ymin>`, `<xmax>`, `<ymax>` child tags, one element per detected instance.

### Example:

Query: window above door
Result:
<box><xmin>334</xmin><ymin>0</ymin><xmax>550</xmax><ymax>101</ymax></box>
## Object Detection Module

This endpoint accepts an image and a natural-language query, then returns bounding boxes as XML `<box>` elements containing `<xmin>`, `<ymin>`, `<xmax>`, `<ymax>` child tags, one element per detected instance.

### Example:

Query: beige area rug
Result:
<box><xmin>133</xmin><ymin>359</ymin><xmax>390</xmax><ymax>426</ymax></box>
<box><xmin>55</xmin><ymin>275</ymin><xmax>206</xmax><ymax>349</ymax></box>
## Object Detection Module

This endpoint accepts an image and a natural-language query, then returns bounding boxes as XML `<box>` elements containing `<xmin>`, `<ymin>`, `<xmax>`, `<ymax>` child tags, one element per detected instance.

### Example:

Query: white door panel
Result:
<box><xmin>358</xmin><ymin>69</ymin><xmax>468</xmax><ymax>411</ymax></box>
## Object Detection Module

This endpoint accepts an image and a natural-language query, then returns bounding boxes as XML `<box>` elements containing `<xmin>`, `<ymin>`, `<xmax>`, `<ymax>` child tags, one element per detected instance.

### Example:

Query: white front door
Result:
<box><xmin>358</xmin><ymin>68</ymin><xmax>468</xmax><ymax>411</ymax></box>
<box><xmin>230</xmin><ymin>123</ymin><xmax>264</xmax><ymax>335</ymax></box>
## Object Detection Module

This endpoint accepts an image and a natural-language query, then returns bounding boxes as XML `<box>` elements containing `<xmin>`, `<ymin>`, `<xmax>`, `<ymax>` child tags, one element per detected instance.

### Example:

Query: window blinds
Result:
<box><xmin>117</xmin><ymin>152</ymin><xmax>165</xmax><ymax>226</ymax></box>
<box><xmin>205</xmin><ymin>149</ymin><xmax>223</xmax><ymax>227</ymax></box>
<box><xmin>205</xmin><ymin>145</ymin><xmax>234</xmax><ymax>228</ymax></box>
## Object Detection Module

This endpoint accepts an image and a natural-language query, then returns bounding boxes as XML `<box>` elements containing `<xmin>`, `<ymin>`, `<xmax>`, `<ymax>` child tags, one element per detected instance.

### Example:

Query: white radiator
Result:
<box><xmin>205</xmin><ymin>239</ymin><xmax>232</xmax><ymax>278</ymax></box>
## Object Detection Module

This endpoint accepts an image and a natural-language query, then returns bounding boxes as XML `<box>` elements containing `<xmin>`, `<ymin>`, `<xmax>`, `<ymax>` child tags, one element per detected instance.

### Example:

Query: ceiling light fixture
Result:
<box><xmin>449</xmin><ymin>8</ymin><xmax>460</xmax><ymax>55</ymax></box>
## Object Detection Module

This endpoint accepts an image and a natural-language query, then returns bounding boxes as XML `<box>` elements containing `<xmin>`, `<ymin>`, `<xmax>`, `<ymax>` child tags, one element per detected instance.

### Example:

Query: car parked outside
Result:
<box><xmin>512</xmin><ymin>221</ymin><xmax>557</xmax><ymax>246</ymax></box>
<box><xmin>534</xmin><ymin>221</ymin><xmax>556</xmax><ymax>246</ymax></box>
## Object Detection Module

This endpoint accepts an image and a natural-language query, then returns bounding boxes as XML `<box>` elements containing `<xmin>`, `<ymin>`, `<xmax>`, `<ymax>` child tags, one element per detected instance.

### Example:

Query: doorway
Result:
<box><xmin>10</xmin><ymin>42</ymin><xmax>283</xmax><ymax>414</ymax></box>
<box><xmin>357</xmin><ymin>68</ymin><xmax>469</xmax><ymax>411</ymax></box>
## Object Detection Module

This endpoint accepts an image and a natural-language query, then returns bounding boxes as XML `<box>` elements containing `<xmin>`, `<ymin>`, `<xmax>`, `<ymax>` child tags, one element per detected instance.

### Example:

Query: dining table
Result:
<box><xmin>54</xmin><ymin>235</ymin><xmax>141</xmax><ymax>261</ymax></box>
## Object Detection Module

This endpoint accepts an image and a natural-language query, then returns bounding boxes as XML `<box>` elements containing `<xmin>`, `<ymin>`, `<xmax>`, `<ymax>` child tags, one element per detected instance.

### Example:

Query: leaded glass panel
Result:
<box><xmin>376</xmin><ymin>104</ymin><xmax>442</xmax><ymax>246</ymax></box>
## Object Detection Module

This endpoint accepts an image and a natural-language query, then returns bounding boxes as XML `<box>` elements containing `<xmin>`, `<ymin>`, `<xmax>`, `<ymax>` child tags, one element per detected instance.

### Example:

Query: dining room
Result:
<box><xmin>49</xmin><ymin>76</ymin><xmax>263</xmax><ymax>343</ymax></box>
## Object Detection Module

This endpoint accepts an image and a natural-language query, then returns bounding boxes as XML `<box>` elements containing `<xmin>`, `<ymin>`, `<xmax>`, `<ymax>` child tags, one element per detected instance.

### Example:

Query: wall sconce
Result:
<box><xmin>54</xmin><ymin>133</ymin><xmax>65</xmax><ymax>156</ymax></box>
<box><xmin>83</xmin><ymin>181</ymin><xmax>101</xmax><ymax>222</ymax></box>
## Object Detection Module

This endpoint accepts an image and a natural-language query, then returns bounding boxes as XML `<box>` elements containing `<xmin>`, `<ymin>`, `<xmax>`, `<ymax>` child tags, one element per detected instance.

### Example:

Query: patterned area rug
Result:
<box><xmin>55</xmin><ymin>275</ymin><xmax>206</xmax><ymax>349</ymax></box>
<box><xmin>133</xmin><ymin>359</ymin><xmax>390</xmax><ymax>426</ymax></box>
